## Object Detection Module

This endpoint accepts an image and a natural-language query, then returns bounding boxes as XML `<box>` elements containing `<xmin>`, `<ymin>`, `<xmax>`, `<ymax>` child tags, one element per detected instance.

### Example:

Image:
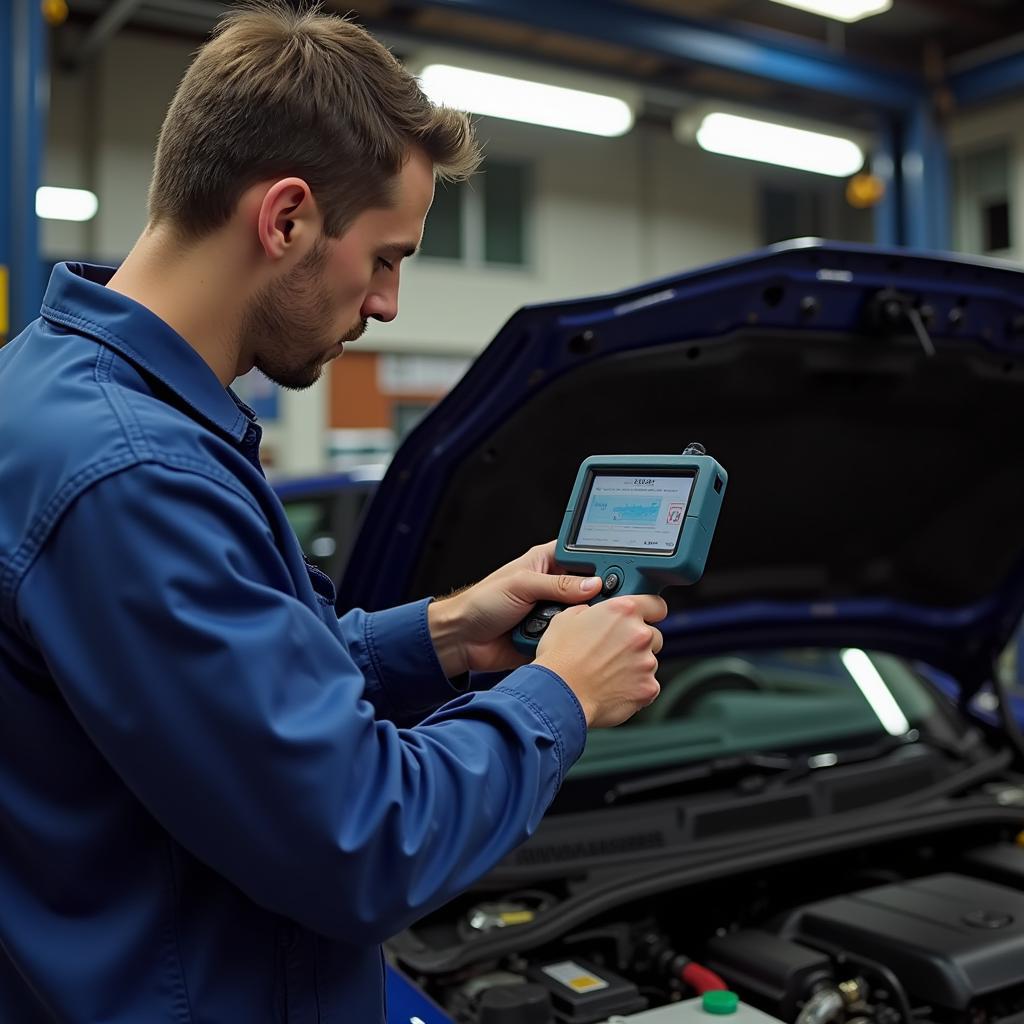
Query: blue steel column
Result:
<box><xmin>901</xmin><ymin>99</ymin><xmax>951</xmax><ymax>252</ymax></box>
<box><xmin>871</xmin><ymin>116</ymin><xmax>901</xmax><ymax>247</ymax></box>
<box><xmin>3</xmin><ymin>0</ymin><xmax>47</xmax><ymax>340</ymax></box>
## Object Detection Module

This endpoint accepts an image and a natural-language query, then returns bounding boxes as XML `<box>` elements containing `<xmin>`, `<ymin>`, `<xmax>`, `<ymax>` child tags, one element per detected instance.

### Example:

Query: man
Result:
<box><xmin>0</xmin><ymin>4</ymin><xmax>666</xmax><ymax>1021</ymax></box>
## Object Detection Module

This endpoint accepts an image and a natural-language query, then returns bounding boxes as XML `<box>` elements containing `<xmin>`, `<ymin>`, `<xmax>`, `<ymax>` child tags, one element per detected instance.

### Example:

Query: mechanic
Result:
<box><xmin>0</xmin><ymin>4</ymin><xmax>666</xmax><ymax>1022</ymax></box>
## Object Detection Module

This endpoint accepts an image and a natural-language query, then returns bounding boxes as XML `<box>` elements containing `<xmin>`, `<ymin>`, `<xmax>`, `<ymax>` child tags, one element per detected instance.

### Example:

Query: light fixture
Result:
<box><xmin>418</xmin><ymin>64</ymin><xmax>634</xmax><ymax>137</ymax></box>
<box><xmin>692</xmin><ymin>112</ymin><xmax>865</xmax><ymax>177</ymax></box>
<box><xmin>36</xmin><ymin>186</ymin><xmax>98</xmax><ymax>222</ymax></box>
<box><xmin>768</xmin><ymin>0</ymin><xmax>892</xmax><ymax>22</ymax></box>
<box><xmin>840</xmin><ymin>648</ymin><xmax>911</xmax><ymax>737</ymax></box>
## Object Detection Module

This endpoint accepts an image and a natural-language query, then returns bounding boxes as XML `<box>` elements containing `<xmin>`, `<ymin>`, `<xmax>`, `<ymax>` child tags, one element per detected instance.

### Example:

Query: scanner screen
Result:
<box><xmin>573</xmin><ymin>472</ymin><xmax>695</xmax><ymax>553</ymax></box>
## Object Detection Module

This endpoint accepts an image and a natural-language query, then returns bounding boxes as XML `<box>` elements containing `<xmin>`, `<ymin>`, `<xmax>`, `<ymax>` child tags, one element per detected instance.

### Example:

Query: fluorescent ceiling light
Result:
<box><xmin>769</xmin><ymin>0</ymin><xmax>892</xmax><ymax>22</ymax></box>
<box><xmin>36</xmin><ymin>186</ymin><xmax>98</xmax><ymax>222</ymax></box>
<box><xmin>841</xmin><ymin>648</ymin><xmax>911</xmax><ymax>737</ymax></box>
<box><xmin>418</xmin><ymin>64</ymin><xmax>634</xmax><ymax>137</ymax></box>
<box><xmin>695</xmin><ymin>112</ymin><xmax>864</xmax><ymax>177</ymax></box>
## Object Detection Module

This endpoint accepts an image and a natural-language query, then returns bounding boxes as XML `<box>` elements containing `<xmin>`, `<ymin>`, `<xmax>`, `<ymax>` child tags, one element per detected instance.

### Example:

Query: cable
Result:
<box><xmin>680</xmin><ymin>961</ymin><xmax>727</xmax><ymax>994</ymax></box>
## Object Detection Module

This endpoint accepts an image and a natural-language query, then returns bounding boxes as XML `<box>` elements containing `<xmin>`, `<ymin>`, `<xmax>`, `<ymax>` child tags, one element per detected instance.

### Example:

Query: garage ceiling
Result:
<box><xmin>60</xmin><ymin>0</ymin><xmax>1024</xmax><ymax>126</ymax></box>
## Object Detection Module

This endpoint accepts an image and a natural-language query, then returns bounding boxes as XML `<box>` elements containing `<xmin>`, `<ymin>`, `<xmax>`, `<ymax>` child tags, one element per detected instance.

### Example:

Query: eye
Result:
<box><xmin>377</xmin><ymin>257</ymin><xmax>394</xmax><ymax>272</ymax></box>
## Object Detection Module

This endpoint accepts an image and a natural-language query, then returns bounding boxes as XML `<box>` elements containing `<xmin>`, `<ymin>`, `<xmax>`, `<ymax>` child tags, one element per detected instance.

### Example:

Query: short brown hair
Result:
<box><xmin>148</xmin><ymin>1</ymin><xmax>480</xmax><ymax>239</ymax></box>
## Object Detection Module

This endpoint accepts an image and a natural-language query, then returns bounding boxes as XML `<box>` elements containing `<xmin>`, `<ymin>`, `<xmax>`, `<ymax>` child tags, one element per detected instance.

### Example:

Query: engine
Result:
<box><xmin>393</xmin><ymin>840</ymin><xmax>1024</xmax><ymax>1024</ymax></box>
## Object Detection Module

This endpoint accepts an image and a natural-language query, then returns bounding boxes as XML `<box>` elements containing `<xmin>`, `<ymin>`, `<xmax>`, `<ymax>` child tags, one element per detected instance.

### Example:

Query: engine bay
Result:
<box><xmin>390</xmin><ymin>823</ymin><xmax>1024</xmax><ymax>1024</ymax></box>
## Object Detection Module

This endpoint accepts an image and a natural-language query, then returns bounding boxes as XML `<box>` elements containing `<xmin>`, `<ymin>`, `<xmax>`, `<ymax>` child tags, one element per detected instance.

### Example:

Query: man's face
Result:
<box><xmin>243</xmin><ymin>148</ymin><xmax>435</xmax><ymax>390</ymax></box>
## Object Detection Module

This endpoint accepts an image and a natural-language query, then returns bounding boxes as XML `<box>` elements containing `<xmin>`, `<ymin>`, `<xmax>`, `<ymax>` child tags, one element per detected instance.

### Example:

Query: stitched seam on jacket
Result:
<box><xmin>41</xmin><ymin>303</ymin><xmax>248</xmax><ymax>437</ymax></box>
<box><xmin>501</xmin><ymin>687</ymin><xmax>566</xmax><ymax>783</ymax></box>
<box><xmin>0</xmin><ymin>451</ymin><xmax>139</xmax><ymax>624</ymax></box>
<box><xmin>93</xmin><ymin>342</ymin><xmax>113</xmax><ymax>385</ymax></box>
<box><xmin>4</xmin><ymin>455</ymin><xmax>268</xmax><ymax>628</ymax></box>
<box><xmin>161</xmin><ymin>840</ymin><xmax>196</xmax><ymax>1024</ymax></box>
<box><xmin>103</xmin><ymin>377</ymin><xmax>155</xmax><ymax>463</ymax></box>
<box><xmin>528</xmin><ymin>665</ymin><xmax>588</xmax><ymax>740</ymax></box>
<box><xmin>94</xmin><ymin>347</ymin><xmax>153</xmax><ymax>469</ymax></box>
<box><xmin>363</xmin><ymin>615</ymin><xmax>395</xmax><ymax>720</ymax></box>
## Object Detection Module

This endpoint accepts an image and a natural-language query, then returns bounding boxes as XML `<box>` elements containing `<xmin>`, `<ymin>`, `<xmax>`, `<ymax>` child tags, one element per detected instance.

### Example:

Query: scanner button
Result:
<box><xmin>538</xmin><ymin>604</ymin><xmax>562</xmax><ymax>620</ymax></box>
<box><xmin>602</xmin><ymin>571</ymin><xmax>622</xmax><ymax>595</ymax></box>
<box><xmin>523</xmin><ymin>617</ymin><xmax>549</xmax><ymax>638</ymax></box>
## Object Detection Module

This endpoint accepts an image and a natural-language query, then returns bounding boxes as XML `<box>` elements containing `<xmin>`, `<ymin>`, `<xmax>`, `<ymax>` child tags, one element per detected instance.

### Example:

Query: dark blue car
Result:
<box><xmin>277</xmin><ymin>241</ymin><xmax>1024</xmax><ymax>1024</ymax></box>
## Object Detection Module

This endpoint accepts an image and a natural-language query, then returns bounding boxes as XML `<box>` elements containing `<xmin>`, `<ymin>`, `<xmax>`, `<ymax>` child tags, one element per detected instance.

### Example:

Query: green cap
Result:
<box><xmin>703</xmin><ymin>991</ymin><xmax>740</xmax><ymax>1015</ymax></box>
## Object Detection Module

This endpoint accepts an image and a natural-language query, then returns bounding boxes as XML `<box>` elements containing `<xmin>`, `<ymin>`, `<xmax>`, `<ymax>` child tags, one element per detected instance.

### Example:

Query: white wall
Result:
<box><xmin>948</xmin><ymin>97</ymin><xmax>1024</xmax><ymax>264</ymax></box>
<box><xmin>392</xmin><ymin>116</ymin><xmax>767</xmax><ymax>353</ymax></box>
<box><xmin>44</xmin><ymin>28</ymin><xmax>188</xmax><ymax>261</ymax></box>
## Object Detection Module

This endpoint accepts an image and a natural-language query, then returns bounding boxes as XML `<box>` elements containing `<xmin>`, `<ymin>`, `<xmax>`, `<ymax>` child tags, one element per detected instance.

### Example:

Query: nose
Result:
<box><xmin>361</xmin><ymin>283</ymin><xmax>398</xmax><ymax>324</ymax></box>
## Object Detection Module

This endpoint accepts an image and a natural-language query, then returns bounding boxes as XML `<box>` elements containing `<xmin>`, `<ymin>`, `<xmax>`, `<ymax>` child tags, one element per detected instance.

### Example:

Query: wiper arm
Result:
<box><xmin>604</xmin><ymin>752</ymin><xmax>798</xmax><ymax>805</ymax></box>
<box><xmin>604</xmin><ymin>731</ymin><xmax>949</xmax><ymax>807</ymax></box>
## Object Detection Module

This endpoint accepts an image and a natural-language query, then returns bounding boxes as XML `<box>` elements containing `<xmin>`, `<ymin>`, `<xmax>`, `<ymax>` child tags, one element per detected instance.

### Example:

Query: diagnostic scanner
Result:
<box><xmin>512</xmin><ymin>443</ymin><xmax>728</xmax><ymax>656</ymax></box>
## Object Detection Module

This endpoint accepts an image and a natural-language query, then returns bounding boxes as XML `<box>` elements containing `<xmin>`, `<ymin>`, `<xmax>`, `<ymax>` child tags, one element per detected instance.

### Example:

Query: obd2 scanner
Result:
<box><xmin>512</xmin><ymin>443</ymin><xmax>728</xmax><ymax>656</ymax></box>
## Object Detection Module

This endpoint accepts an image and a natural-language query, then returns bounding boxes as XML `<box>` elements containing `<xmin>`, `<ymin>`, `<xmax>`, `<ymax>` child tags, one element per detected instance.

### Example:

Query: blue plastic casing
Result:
<box><xmin>512</xmin><ymin>450</ymin><xmax>728</xmax><ymax>655</ymax></box>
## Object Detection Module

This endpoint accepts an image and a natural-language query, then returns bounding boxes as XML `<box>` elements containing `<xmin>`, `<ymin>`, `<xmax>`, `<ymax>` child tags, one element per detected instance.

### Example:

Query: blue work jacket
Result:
<box><xmin>0</xmin><ymin>263</ymin><xmax>587</xmax><ymax>1023</ymax></box>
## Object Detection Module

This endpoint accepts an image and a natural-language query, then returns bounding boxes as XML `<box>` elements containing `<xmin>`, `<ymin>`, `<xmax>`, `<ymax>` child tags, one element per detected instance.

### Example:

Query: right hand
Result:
<box><xmin>534</xmin><ymin>595</ymin><xmax>667</xmax><ymax>728</ymax></box>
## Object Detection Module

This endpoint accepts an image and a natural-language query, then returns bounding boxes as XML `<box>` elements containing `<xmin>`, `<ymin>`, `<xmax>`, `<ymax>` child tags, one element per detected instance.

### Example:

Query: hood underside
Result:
<box><xmin>340</xmin><ymin>241</ymin><xmax>1024</xmax><ymax>677</ymax></box>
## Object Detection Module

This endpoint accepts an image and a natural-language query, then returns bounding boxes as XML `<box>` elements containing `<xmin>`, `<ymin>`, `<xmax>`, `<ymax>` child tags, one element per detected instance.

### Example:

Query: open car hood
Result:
<box><xmin>339</xmin><ymin>241</ymin><xmax>1024</xmax><ymax>692</ymax></box>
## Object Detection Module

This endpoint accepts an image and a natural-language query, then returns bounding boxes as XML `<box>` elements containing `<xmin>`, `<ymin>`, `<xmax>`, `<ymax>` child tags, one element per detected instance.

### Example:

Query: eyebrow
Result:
<box><xmin>383</xmin><ymin>242</ymin><xmax>419</xmax><ymax>259</ymax></box>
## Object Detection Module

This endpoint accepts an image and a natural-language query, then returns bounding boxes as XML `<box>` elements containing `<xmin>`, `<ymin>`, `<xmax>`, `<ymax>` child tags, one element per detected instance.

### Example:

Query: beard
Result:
<box><xmin>241</xmin><ymin>238</ymin><xmax>367</xmax><ymax>391</ymax></box>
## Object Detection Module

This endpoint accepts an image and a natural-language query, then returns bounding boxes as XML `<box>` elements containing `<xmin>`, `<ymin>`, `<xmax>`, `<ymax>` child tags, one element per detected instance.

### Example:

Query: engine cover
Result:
<box><xmin>780</xmin><ymin>873</ymin><xmax>1024</xmax><ymax>1009</ymax></box>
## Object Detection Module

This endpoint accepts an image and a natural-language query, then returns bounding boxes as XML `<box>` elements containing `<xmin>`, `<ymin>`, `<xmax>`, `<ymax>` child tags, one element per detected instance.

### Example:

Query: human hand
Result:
<box><xmin>426</xmin><ymin>541</ymin><xmax>603</xmax><ymax>677</ymax></box>
<box><xmin>534</xmin><ymin>594</ymin><xmax>667</xmax><ymax>728</ymax></box>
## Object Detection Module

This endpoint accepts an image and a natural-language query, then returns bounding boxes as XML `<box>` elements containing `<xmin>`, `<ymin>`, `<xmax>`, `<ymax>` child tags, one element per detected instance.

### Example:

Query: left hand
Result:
<box><xmin>427</xmin><ymin>541</ymin><xmax>603</xmax><ymax>677</ymax></box>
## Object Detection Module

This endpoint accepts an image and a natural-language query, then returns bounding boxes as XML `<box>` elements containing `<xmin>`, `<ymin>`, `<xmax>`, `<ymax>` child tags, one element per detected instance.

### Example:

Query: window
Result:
<box><xmin>393</xmin><ymin>401</ymin><xmax>433</xmax><ymax>441</ymax></box>
<box><xmin>419</xmin><ymin>159</ymin><xmax>530</xmax><ymax>267</ymax></box>
<box><xmin>420</xmin><ymin>178</ymin><xmax>463</xmax><ymax>260</ymax></box>
<box><xmin>760</xmin><ymin>184</ymin><xmax>824</xmax><ymax>246</ymax></box>
<box><xmin>954</xmin><ymin>144</ymin><xmax>1012</xmax><ymax>256</ymax></box>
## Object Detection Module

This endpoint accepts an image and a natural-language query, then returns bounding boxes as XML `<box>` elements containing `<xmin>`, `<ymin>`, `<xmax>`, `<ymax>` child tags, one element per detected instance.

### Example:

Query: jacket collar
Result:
<box><xmin>40</xmin><ymin>262</ymin><xmax>253</xmax><ymax>442</ymax></box>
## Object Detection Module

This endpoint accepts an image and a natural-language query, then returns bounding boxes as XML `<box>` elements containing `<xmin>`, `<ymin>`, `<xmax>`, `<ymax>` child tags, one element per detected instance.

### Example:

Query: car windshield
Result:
<box><xmin>568</xmin><ymin>647</ymin><xmax>966</xmax><ymax>784</ymax></box>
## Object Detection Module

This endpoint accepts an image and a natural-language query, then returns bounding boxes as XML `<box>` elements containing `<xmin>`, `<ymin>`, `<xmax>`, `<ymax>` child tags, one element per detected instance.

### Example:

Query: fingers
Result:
<box><xmin>603</xmin><ymin>594</ymin><xmax>668</xmax><ymax>623</ymax></box>
<box><xmin>523</xmin><ymin>540</ymin><xmax>557</xmax><ymax>571</ymax></box>
<box><xmin>639</xmin><ymin>677</ymin><xmax>661</xmax><ymax>707</ymax></box>
<box><xmin>632</xmin><ymin>595</ymin><xmax>668</xmax><ymax>623</ymax></box>
<box><xmin>650</xmin><ymin>626</ymin><xmax>663</xmax><ymax>656</ymax></box>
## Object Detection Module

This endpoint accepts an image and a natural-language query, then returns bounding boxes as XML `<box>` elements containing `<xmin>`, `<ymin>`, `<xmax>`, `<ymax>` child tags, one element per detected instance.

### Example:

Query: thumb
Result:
<box><xmin>532</xmin><ymin>572</ymin><xmax>602</xmax><ymax>605</ymax></box>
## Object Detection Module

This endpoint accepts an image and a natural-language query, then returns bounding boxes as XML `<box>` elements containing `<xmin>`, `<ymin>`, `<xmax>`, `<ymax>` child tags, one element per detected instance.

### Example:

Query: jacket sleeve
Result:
<box><xmin>335</xmin><ymin>602</ymin><xmax>469</xmax><ymax>725</ymax></box>
<box><xmin>16</xmin><ymin>461</ymin><xmax>587</xmax><ymax>943</ymax></box>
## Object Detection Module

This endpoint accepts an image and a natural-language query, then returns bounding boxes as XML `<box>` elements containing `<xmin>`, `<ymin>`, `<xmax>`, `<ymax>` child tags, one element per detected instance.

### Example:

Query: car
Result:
<box><xmin>304</xmin><ymin>240</ymin><xmax>1024</xmax><ymax>1024</ymax></box>
<box><xmin>272</xmin><ymin>466</ymin><xmax>382</xmax><ymax>585</ymax></box>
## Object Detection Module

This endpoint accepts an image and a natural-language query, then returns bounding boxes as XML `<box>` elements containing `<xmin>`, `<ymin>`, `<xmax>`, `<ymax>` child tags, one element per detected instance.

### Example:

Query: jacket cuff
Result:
<box><xmin>494</xmin><ymin>665</ymin><xmax>588</xmax><ymax>784</ymax></box>
<box><xmin>365</xmin><ymin>598</ymin><xmax>463</xmax><ymax>718</ymax></box>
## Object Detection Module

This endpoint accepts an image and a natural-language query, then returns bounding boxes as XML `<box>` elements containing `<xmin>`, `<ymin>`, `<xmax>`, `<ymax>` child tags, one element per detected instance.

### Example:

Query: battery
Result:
<box><xmin>527</xmin><ymin>959</ymin><xmax>647</xmax><ymax>1022</ymax></box>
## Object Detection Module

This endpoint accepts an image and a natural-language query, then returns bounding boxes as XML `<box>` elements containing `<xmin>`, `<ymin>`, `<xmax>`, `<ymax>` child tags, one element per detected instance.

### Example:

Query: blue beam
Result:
<box><xmin>3</xmin><ymin>0</ymin><xmax>46</xmax><ymax>338</ymax></box>
<box><xmin>951</xmin><ymin>52</ymin><xmax>1024</xmax><ymax>108</ymax></box>
<box><xmin>414</xmin><ymin>0</ymin><xmax>923</xmax><ymax>111</ymax></box>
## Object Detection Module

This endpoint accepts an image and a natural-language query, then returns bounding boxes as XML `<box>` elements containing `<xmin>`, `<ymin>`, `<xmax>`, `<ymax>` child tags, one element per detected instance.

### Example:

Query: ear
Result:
<box><xmin>255</xmin><ymin>177</ymin><xmax>321</xmax><ymax>262</ymax></box>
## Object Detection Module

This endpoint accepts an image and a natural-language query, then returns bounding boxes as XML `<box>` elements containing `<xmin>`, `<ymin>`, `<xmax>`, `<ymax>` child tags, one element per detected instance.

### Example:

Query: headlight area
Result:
<box><xmin>389</xmin><ymin>824</ymin><xmax>1024</xmax><ymax>1024</ymax></box>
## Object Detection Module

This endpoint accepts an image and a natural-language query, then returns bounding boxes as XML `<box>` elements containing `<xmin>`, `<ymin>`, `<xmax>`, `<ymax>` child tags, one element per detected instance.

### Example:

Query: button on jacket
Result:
<box><xmin>0</xmin><ymin>264</ymin><xmax>587</xmax><ymax>1023</ymax></box>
